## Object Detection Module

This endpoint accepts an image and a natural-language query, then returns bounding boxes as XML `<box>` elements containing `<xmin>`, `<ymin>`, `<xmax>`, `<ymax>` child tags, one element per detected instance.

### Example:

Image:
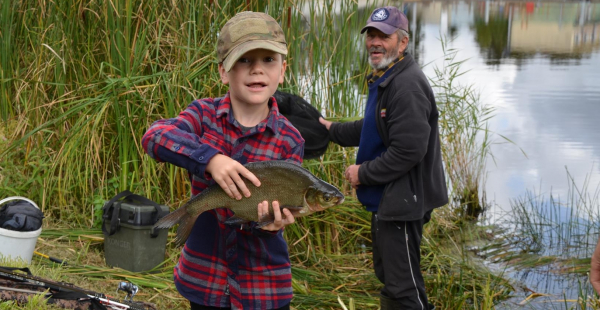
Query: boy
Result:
<box><xmin>142</xmin><ymin>11</ymin><xmax>304</xmax><ymax>310</ymax></box>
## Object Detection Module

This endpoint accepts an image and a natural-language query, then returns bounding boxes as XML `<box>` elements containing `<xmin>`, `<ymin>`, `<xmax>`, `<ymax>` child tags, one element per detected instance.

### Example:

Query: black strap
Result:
<box><xmin>102</xmin><ymin>190</ymin><xmax>127</xmax><ymax>237</ymax></box>
<box><xmin>102</xmin><ymin>190</ymin><xmax>166</xmax><ymax>237</ymax></box>
<box><xmin>0</xmin><ymin>266</ymin><xmax>33</xmax><ymax>276</ymax></box>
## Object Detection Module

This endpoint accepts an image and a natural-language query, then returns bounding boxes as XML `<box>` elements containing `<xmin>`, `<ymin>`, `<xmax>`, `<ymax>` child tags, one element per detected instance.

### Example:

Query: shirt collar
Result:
<box><xmin>216</xmin><ymin>92</ymin><xmax>280</xmax><ymax>134</ymax></box>
<box><xmin>366</xmin><ymin>56</ymin><xmax>404</xmax><ymax>85</ymax></box>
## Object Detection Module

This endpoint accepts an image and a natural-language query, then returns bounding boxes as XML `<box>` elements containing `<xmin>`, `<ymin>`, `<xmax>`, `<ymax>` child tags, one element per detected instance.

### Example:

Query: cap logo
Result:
<box><xmin>372</xmin><ymin>8</ymin><xmax>389</xmax><ymax>21</ymax></box>
<box><xmin>230</xmin><ymin>18</ymin><xmax>269</xmax><ymax>43</ymax></box>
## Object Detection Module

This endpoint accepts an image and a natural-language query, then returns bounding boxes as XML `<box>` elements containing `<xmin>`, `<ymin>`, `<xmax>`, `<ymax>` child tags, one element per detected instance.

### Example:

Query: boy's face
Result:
<box><xmin>219</xmin><ymin>48</ymin><xmax>286</xmax><ymax>107</ymax></box>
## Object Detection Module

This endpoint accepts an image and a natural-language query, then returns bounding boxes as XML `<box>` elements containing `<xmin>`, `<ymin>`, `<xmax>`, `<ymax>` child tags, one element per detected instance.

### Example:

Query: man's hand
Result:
<box><xmin>206</xmin><ymin>154</ymin><xmax>261</xmax><ymax>200</ymax></box>
<box><xmin>319</xmin><ymin>117</ymin><xmax>332</xmax><ymax>130</ymax></box>
<box><xmin>257</xmin><ymin>200</ymin><xmax>295</xmax><ymax>231</ymax></box>
<box><xmin>591</xmin><ymin>235</ymin><xmax>600</xmax><ymax>294</ymax></box>
<box><xmin>344</xmin><ymin>164</ymin><xmax>361</xmax><ymax>189</ymax></box>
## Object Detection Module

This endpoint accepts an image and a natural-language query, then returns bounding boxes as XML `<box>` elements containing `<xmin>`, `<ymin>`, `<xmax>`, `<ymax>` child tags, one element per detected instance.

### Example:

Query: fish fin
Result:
<box><xmin>154</xmin><ymin>207</ymin><xmax>186</xmax><ymax>229</ymax></box>
<box><xmin>224</xmin><ymin>215</ymin><xmax>250</xmax><ymax>226</ymax></box>
<box><xmin>255</xmin><ymin>220</ymin><xmax>273</xmax><ymax>228</ymax></box>
<box><xmin>254</xmin><ymin>206</ymin><xmax>302</xmax><ymax>228</ymax></box>
<box><xmin>255</xmin><ymin>212</ymin><xmax>276</xmax><ymax>228</ymax></box>
<box><xmin>281</xmin><ymin>205</ymin><xmax>303</xmax><ymax>212</ymax></box>
<box><xmin>175</xmin><ymin>214</ymin><xmax>195</xmax><ymax>246</ymax></box>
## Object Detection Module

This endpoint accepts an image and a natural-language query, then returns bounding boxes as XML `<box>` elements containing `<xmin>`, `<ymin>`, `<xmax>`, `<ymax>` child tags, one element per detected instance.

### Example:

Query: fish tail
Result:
<box><xmin>154</xmin><ymin>206</ymin><xmax>187</xmax><ymax>229</ymax></box>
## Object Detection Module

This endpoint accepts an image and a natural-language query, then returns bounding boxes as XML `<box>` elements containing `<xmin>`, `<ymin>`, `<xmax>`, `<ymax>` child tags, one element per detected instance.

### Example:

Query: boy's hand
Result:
<box><xmin>319</xmin><ymin>117</ymin><xmax>332</xmax><ymax>130</ymax></box>
<box><xmin>206</xmin><ymin>154</ymin><xmax>261</xmax><ymax>200</ymax></box>
<box><xmin>258</xmin><ymin>200</ymin><xmax>295</xmax><ymax>231</ymax></box>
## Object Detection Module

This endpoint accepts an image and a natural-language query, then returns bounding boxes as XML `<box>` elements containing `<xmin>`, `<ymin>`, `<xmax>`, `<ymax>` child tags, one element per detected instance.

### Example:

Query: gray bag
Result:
<box><xmin>0</xmin><ymin>199</ymin><xmax>44</xmax><ymax>232</ymax></box>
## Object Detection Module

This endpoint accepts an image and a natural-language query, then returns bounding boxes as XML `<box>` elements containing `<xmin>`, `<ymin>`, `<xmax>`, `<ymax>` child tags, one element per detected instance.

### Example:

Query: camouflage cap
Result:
<box><xmin>217</xmin><ymin>11</ymin><xmax>287</xmax><ymax>72</ymax></box>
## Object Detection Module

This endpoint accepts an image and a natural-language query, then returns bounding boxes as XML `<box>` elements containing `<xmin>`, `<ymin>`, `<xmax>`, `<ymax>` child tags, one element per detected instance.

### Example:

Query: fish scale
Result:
<box><xmin>153</xmin><ymin>160</ymin><xmax>344</xmax><ymax>246</ymax></box>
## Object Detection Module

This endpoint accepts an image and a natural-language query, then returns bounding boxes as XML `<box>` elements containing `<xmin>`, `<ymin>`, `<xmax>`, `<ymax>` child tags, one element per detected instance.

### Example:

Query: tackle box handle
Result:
<box><xmin>102</xmin><ymin>190</ymin><xmax>166</xmax><ymax>238</ymax></box>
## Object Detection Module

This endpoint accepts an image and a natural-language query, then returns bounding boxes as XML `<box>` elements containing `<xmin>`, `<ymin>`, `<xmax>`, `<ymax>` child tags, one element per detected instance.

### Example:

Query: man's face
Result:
<box><xmin>219</xmin><ymin>48</ymin><xmax>286</xmax><ymax>107</ymax></box>
<box><xmin>365</xmin><ymin>28</ymin><xmax>407</xmax><ymax>70</ymax></box>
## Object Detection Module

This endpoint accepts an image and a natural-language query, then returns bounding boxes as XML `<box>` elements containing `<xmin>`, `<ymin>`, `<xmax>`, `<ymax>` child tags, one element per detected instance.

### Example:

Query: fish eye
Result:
<box><xmin>323</xmin><ymin>193</ymin><xmax>332</xmax><ymax>202</ymax></box>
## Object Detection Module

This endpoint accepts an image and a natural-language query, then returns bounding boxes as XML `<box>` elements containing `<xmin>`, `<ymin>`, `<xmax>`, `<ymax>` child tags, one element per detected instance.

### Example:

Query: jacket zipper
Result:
<box><xmin>409</xmin><ymin>172</ymin><xmax>417</xmax><ymax>202</ymax></box>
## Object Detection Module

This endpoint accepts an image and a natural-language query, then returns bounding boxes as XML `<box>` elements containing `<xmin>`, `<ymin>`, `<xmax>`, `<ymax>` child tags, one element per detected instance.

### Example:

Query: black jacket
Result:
<box><xmin>329</xmin><ymin>53</ymin><xmax>448</xmax><ymax>221</ymax></box>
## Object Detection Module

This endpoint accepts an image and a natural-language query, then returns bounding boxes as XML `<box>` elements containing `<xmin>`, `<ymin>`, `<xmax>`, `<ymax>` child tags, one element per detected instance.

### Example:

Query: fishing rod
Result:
<box><xmin>34</xmin><ymin>251</ymin><xmax>67</xmax><ymax>265</ymax></box>
<box><xmin>0</xmin><ymin>266</ymin><xmax>149</xmax><ymax>310</ymax></box>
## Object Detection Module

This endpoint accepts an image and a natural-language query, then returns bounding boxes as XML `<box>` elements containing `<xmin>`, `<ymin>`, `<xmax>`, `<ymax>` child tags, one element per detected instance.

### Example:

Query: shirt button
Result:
<box><xmin>199</xmin><ymin>156</ymin><xmax>204</xmax><ymax>160</ymax></box>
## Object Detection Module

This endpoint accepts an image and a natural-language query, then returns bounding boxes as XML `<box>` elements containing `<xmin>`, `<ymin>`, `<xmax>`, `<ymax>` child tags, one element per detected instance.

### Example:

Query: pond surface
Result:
<box><xmin>408</xmin><ymin>0</ymin><xmax>600</xmax><ymax>214</ymax></box>
<box><xmin>405</xmin><ymin>1</ymin><xmax>600</xmax><ymax>308</ymax></box>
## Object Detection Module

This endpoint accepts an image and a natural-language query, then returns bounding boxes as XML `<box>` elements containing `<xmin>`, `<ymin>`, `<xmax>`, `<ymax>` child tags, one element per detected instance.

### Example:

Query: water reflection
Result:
<box><xmin>403</xmin><ymin>1</ymin><xmax>600</xmax><ymax>307</ymax></box>
<box><xmin>408</xmin><ymin>1</ymin><xmax>600</xmax><ymax>61</ymax></box>
<box><xmin>399</xmin><ymin>1</ymin><xmax>600</xmax><ymax>217</ymax></box>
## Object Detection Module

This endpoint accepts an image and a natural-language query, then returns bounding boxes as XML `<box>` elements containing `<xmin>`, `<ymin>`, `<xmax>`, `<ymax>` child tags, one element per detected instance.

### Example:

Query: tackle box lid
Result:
<box><xmin>110</xmin><ymin>202</ymin><xmax>169</xmax><ymax>227</ymax></box>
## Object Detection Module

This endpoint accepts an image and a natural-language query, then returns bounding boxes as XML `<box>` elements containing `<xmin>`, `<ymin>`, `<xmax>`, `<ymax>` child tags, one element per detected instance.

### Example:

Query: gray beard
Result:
<box><xmin>368</xmin><ymin>45</ymin><xmax>401</xmax><ymax>71</ymax></box>
<box><xmin>369</xmin><ymin>54</ymin><xmax>396</xmax><ymax>70</ymax></box>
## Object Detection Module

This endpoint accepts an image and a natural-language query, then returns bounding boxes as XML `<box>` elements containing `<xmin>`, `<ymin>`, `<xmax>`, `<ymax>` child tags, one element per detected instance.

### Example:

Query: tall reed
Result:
<box><xmin>500</xmin><ymin>168</ymin><xmax>600</xmax><ymax>262</ymax></box>
<box><xmin>429</xmin><ymin>38</ymin><xmax>495</xmax><ymax>221</ymax></box>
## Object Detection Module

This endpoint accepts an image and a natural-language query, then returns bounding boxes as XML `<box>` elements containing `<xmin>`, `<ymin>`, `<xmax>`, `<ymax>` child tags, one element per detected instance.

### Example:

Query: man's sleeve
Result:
<box><xmin>329</xmin><ymin>119</ymin><xmax>364</xmax><ymax>147</ymax></box>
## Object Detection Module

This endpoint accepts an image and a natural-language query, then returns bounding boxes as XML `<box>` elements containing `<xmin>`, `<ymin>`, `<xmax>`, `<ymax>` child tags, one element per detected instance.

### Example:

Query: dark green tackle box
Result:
<box><xmin>103</xmin><ymin>198</ymin><xmax>169</xmax><ymax>273</ymax></box>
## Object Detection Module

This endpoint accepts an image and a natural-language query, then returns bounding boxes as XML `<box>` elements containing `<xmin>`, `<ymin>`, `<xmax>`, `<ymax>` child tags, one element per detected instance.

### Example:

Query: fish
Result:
<box><xmin>153</xmin><ymin>160</ymin><xmax>345</xmax><ymax>245</ymax></box>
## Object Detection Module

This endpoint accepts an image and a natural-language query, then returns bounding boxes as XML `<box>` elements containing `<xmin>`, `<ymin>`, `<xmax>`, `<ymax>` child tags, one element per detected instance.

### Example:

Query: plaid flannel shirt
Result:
<box><xmin>142</xmin><ymin>92</ymin><xmax>304</xmax><ymax>309</ymax></box>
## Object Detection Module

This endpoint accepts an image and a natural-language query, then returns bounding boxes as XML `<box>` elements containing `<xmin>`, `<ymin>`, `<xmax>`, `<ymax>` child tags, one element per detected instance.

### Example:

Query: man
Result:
<box><xmin>319</xmin><ymin>6</ymin><xmax>448</xmax><ymax>310</ymax></box>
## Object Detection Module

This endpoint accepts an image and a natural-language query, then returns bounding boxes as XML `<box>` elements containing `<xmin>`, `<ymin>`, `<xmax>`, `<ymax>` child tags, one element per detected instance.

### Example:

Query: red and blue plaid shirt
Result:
<box><xmin>142</xmin><ymin>92</ymin><xmax>304</xmax><ymax>309</ymax></box>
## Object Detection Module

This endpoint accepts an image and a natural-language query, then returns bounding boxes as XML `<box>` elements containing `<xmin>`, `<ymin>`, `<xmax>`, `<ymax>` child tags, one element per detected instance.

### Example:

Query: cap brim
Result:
<box><xmin>223</xmin><ymin>40</ymin><xmax>287</xmax><ymax>72</ymax></box>
<box><xmin>360</xmin><ymin>22</ymin><xmax>399</xmax><ymax>35</ymax></box>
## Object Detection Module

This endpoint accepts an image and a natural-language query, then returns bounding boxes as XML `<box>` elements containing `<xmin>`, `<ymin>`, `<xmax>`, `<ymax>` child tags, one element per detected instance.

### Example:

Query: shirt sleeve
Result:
<box><xmin>141</xmin><ymin>99</ymin><xmax>221</xmax><ymax>179</ymax></box>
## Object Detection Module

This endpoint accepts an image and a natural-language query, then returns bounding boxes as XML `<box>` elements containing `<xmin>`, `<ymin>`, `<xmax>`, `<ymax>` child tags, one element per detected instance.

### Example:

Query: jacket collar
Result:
<box><xmin>366</xmin><ymin>57</ymin><xmax>403</xmax><ymax>85</ymax></box>
<box><xmin>379</xmin><ymin>52</ymin><xmax>413</xmax><ymax>88</ymax></box>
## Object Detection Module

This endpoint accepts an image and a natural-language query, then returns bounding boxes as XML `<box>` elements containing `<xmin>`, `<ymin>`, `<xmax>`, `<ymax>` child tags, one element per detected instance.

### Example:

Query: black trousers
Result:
<box><xmin>372</xmin><ymin>211</ymin><xmax>432</xmax><ymax>310</ymax></box>
<box><xmin>190</xmin><ymin>302</ymin><xmax>290</xmax><ymax>310</ymax></box>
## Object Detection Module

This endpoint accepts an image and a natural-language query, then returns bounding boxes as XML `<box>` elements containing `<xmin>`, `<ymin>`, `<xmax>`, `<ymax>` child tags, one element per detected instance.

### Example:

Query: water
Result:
<box><xmin>405</xmin><ymin>1</ymin><xmax>600</xmax><ymax>307</ymax></box>
<box><xmin>408</xmin><ymin>1</ymin><xmax>600</xmax><ymax>213</ymax></box>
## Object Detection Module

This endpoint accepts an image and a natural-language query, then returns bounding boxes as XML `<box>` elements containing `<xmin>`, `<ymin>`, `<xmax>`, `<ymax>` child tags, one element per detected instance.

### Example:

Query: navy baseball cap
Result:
<box><xmin>361</xmin><ymin>6</ymin><xmax>409</xmax><ymax>35</ymax></box>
